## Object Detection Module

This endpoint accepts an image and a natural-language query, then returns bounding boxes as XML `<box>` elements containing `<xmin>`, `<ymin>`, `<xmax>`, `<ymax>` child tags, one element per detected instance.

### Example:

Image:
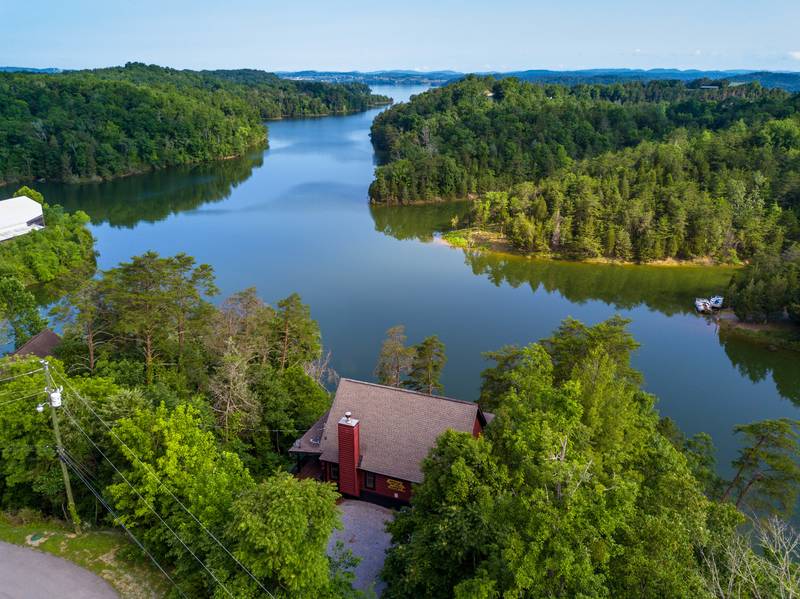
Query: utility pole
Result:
<box><xmin>41</xmin><ymin>360</ymin><xmax>81</xmax><ymax>534</ymax></box>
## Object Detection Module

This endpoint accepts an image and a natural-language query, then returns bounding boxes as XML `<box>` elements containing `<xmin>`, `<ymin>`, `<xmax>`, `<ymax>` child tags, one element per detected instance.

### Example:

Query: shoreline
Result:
<box><xmin>2</xmin><ymin>102</ymin><xmax>392</xmax><ymax>188</ymax></box>
<box><xmin>717</xmin><ymin>310</ymin><xmax>800</xmax><ymax>352</ymax></box>
<box><xmin>437</xmin><ymin>228</ymin><xmax>740</xmax><ymax>268</ymax></box>
<box><xmin>0</xmin><ymin>137</ymin><xmax>269</xmax><ymax>188</ymax></box>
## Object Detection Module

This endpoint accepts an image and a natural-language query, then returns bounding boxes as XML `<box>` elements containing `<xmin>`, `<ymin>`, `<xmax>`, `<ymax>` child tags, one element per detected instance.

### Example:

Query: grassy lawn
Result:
<box><xmin>0</xmin><ymin>511</ymin><xmax>170</xmax><ymax>598</ymax></box>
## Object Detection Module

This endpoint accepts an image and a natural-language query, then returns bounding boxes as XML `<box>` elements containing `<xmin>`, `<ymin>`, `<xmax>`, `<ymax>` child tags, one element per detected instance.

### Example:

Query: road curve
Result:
<box><xmin>0</xmin><ymin>541</ymin><xmax>117</xmax><ymax>599</ymax></box>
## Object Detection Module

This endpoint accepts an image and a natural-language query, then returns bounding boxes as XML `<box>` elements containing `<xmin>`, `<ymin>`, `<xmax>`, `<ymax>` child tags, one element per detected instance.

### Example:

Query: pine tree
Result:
<box><xmin>374</xmin><ymin>325</ymin><xmax>414</xmax><ymax>387</ymax></box>
<box><xmin>404</xmin><ymin>335</ymin><xmax>447</xmax><ymax>395</ymax></box>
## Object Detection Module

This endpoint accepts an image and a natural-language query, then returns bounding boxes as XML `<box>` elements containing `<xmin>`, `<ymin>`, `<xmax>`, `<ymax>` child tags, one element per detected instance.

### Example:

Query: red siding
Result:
<box><xmin>337</xmin><ymin>420</ymin><xmax>360</xmax><ymax>497</ymax></box>
<box><xmin>472</xmin><ymin>415</ymin><xmax>483</xmax><ymax>437</ymax></box>
<box><xmin>321</xmin><ymin>461</ymin><xmax>413</xmax><ymax>503</ymax></box>
<box><xmin>359</xmin><ymin>470</ymin><xmax>413</xmax><ymax>503</ymax></box>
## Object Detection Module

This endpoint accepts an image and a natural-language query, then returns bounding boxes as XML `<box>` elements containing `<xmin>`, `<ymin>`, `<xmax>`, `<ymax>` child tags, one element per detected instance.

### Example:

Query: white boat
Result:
<box><xmin>709</xmin><ymin>296</ymin><xmax>724</xmax><ymax>310</ymax></box>
<box><xmin>695</xmin><ymin>298</ymin><xmax>712</xmax><ymax>313</ymax></box>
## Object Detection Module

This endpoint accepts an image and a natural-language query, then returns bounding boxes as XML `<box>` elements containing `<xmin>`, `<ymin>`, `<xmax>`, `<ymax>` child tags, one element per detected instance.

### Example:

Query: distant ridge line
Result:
<box><xmin>276</xmin><ymin>68</ymin><xmax>800</xmax><ymax>92</ymax></box>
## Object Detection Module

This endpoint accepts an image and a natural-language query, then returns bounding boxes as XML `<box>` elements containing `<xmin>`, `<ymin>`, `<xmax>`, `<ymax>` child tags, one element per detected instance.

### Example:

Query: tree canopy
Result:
<box><xmin>382</xmin><ymin>317</ymin><xmax>800</xmax><ymax>598</ymax></box>
<box><xmin>0</xmin><ymin>63</ymin><xmax>389</xmax><ymax>185</ymax></box>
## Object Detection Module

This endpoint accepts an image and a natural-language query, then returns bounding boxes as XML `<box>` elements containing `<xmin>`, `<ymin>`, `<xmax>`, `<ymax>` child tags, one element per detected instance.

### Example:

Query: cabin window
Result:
<box><xmin>330</xmin><ymin>464</ymin><xmax>339</xmax><ymax>481</ymax></box>
<box><xmin>365</xmin><ymin>472</ymin><xmax>375</xmax><ymax>490</ymax></box>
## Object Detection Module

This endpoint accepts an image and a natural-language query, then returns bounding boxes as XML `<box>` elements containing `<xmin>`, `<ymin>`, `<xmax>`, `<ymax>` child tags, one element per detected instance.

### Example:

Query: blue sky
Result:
<box><xmin>3</xmin><ymin>0</ymin><xmax>799</xmax><ymax>72</ymax></box>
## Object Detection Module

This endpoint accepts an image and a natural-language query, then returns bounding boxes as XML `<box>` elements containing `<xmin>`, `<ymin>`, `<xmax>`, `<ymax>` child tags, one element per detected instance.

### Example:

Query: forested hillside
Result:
<box><xmin>369</xmin><ymin>75</ymin><xmax>798</xmax><ymax>203</ymax></box>
<box><xmin>463</xmin><ymin>118</ymin><xmax>800</xmax><ymax>263</ymax></box>
<box><xmin>0</xmin><ymin>63</ymin><xmax>389</xmax><ymax>185</ymax></box>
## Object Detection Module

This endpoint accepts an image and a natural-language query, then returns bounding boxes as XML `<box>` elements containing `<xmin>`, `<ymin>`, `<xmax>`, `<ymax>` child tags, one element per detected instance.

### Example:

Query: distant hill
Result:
<box><xmin>277</xmin><ymin>70</ymin><xmax>461</xmax><ymax>86</ymax></box>
<box><xmin>0</xmin><ymin>66</ymin><xmax>60</xmax><ymax>74</ymax></box>
<box><xmin>279</xmin><ymin>68</ymin><xmax>800</xmax><ymax>92</ymax></box>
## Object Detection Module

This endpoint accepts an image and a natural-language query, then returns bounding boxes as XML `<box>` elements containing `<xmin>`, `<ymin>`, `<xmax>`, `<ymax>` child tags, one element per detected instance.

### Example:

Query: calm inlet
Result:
<box><xmin>11</xmin><ymin>86</ymin><xmax>799</xmax><ymax>473</ymax></box>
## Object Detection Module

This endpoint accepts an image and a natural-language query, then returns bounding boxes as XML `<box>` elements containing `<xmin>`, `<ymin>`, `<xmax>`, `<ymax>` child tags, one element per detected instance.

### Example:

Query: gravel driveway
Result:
<box><xmin>328</xmin><ymin>500</ymin><xmax>394</xmax><ymax>596</ymax></box>
<box><xmin>0</xmin><ymin>541</ymin><xmax>117</xmax><ymax>598</ymax></box>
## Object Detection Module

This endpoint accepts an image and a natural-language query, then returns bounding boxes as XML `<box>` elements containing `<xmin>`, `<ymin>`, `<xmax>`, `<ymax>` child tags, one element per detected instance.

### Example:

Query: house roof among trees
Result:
<box><xmin>0</xmin><ymin>196</ymin><xmax>44</xmax><ymax>242</ymax></box>
<box><xmin>12</xmin><ymin>329</ymin><xmax>61</xmax><ymax>359</ymax></box>
<box><xmin>305</xmin><ymin>378</ymin><xmax>490</xmax><ymax>483</ymax></box>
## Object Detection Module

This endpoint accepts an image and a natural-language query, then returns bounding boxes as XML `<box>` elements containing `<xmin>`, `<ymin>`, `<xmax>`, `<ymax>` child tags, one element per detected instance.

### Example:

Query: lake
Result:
<box><xmin>6</xmin><ymin>85</ymin><xmax>798</xmax><ymax>473</ymax></box>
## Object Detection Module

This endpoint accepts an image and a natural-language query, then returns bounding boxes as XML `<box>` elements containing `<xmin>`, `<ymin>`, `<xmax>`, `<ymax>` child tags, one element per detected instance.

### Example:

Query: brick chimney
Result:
<box><xmin>337</xmin><ymin>411</ymin><xmax>360</xmax><ymax>497</ymax></box>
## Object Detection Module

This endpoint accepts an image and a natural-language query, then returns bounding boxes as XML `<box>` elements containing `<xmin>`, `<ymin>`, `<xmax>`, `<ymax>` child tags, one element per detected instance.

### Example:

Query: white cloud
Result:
<box><xmin>789</xmin><ymin>51</ymin><xmax>800</xmax><ymax>61</ymax></box>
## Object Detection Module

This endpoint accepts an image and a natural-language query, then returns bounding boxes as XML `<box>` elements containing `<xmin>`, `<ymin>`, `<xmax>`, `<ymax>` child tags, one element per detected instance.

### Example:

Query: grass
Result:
<box><xmin>0</xmin><ymin>510</ymin><xmax>170</xmax><ymax>598</ymax></box>
<box><xmin>440</xmin><ymin>231</ymin><xmax>470</xmax><ymax>248</ymax></box>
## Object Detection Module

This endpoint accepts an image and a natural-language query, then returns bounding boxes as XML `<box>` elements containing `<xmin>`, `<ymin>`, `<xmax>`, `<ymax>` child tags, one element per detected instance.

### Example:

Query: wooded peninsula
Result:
<box><xmin>0</xmin><ymin>63</ymin><xmax>390</xmax><ymax>185</ymax></box>
<box><xmin>370</xmin><ymin>76</ymin><xmax>800</xmax><ymax>331</ymax></box>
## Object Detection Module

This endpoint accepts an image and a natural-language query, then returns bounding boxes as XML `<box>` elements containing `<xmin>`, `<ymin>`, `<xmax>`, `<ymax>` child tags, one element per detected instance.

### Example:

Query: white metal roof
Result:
<box><xmin>0</xmin><ymin>196</ymin><xmax>44</xmax><ymax>242</ymax></box>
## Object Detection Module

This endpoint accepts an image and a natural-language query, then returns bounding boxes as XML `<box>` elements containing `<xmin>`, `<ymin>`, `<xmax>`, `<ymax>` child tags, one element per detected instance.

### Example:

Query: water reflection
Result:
<box><xmin>371</xmin><ymin>202</ymin><xmax>736</xmax><ymax>316</ymax></box>
<box><xmin>719</xmin><ymin>329</ymin><xmax>800</xmax><ymax>405</ymax></box>
<box><xmin>370</xmin><ymin>201</ymin><xmax>469</xmax><ymax>242</ymax></box>
<box><xmin>1</xmin><ymin>149</ymin><xmax>265</xmax><ymax>229</ymax></box>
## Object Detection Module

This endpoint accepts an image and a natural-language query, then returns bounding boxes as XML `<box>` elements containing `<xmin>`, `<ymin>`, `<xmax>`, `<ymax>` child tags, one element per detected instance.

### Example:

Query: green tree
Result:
<box><xmin>374</xmin><ymin>325</ymin><xmax>414</xmax><ymax>387</ymax></box>
<box><xmin>0</xmin><ymin>276</ymin><xmax>46</xmax><ymax>347</ymax></box>
<box><xmin>383</xmin><ymin>318</ymin><xmax>719</xmax><ymax>599</ymax></box>
<box><xmin>51</xmin><ymin>279</ymin><xmax>107</xmax><ymax>372</ymax></box>
<box><xmin>270</xmin><ymin>293</ymin><xmax>321</xmax><ymax>371</ymax></box>
<box><xmin>100</xmin><ymin>251</ymin><xmax>216</xmax><ymax>385</ymax></box>
<box><xmin>227</xmin><ymin>472</ymin><xmax>344</xmax><ymax>598</ymax></box>
<box><xmin>721</xmin><ymin>418</ymin><xmax>800</xmax><ymax>517</ymax></box>
<box><xmin>404</xmin><ymin>335</ymin><xmax>447</xmax><ymax>394</ymax></box>
<box><xmin>12</xmin><ymin>186</ymin><xmax>44</xmax><ymax>204</ymax></box>
<box><xmin>107</xmin><ymin>402</ymin><xmax>352</xmax><ymax>598</ymax></box>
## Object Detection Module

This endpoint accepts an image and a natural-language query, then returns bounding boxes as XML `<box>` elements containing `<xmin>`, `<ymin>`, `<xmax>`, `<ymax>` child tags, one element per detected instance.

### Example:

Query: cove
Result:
<box><xmin>5</xmin><ymin>85</ymin><xmax>797</xmax><ymax>474</ymax></box>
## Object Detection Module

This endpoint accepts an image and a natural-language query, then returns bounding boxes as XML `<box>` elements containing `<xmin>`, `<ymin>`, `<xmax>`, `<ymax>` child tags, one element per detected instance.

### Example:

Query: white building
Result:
<box><xmin>0</xmin><ymin>196</ymin><xmax>45</xmax><ymax>242</ymax></box>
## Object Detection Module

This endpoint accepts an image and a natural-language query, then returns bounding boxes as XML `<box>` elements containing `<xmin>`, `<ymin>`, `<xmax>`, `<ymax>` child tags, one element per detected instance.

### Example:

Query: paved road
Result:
<box><xmin>0</xmin><ymin>541</ymin><xmax>117</xmax><ymax>599</ymax></box>
<box><xmin>327</xmin><ymin>500</ymin><xmax>394</xmax><ymax>596</ymax></box>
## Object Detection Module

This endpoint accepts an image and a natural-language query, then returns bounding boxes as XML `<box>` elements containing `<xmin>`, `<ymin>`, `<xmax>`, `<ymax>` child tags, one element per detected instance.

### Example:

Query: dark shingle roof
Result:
<box><xmin>12</xmin><ymin>329</ymin><xmax>61</xmax><ymax>359</ymax></box>
<box><xmin>310</xmin><ymin>379</ymin><xmax>484</xmax><ymax>483</ymax></box>
<box><xmin>291</xmin><ymin>410</ymin><xmax>328</xmax><ymax>455</ymax></box>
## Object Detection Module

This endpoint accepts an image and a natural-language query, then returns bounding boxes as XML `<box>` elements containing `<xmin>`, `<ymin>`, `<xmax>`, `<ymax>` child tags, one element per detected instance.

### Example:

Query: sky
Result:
<box><xmin>2</xmin><ymin>0</ymin><xmax>800</xmax><ymax>73</ymax></box>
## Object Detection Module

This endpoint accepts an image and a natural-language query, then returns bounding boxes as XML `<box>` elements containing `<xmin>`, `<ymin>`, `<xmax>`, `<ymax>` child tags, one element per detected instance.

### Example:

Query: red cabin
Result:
<box><xmin>290</xmin><ymin>379</ymin><xmax>493</xmax><ymax>506</ymax></box>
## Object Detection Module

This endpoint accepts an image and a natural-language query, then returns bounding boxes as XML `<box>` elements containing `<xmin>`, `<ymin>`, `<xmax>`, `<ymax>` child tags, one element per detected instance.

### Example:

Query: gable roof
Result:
<box><xmin>13</xmin><ymin>329</ymin><xmax>61</xmax><ymax>359</ymax></box>
<box><xmin>314</xmin><ymin>378</ymin><xmax>485</xmax><ymax>483</ymax></box>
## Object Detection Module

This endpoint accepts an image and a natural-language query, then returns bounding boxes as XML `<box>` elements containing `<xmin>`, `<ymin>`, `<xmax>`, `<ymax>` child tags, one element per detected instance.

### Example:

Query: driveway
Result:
<box><xmin>327</xmin><ymin>500</ymin><xmax>394</xmax><ymax>596</ymax></box>
<box><xmin>0</xmin><ymin>541</ymin><xmax>117</xmax><ymax>599</ymax></box>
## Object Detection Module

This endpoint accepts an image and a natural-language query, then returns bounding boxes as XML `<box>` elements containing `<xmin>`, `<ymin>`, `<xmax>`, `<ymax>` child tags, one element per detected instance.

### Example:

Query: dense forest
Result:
<box><xmin>369</xmin><ymin>76</ymin><xmax>798</xmax><ymax>203</ymax></box>
<box><xmin>459</xmin><ymin>118</ymin><xmax>800</xmax><ymax>263</ymax></box>
<box><xmin>0</xmin><ymin>63</ymin><xmax>389</xmax><ymax>185</ymax></box>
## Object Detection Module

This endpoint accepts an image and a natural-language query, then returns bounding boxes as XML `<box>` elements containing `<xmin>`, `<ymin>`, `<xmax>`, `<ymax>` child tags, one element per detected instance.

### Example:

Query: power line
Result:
<box><xmin>57</xmin><ymin>448</ymin><xmax>189</xmax><ymax>599</ymax></box>
<box><xmin>60</xmin><ymin>405</ymin><xmax>235</xmax><ymax>598</ymax></box>
<box><xmin>0</xmin><ymin>391</ymin><xmax>44</xmax><ymax>409</ymax></box>
<box><xmin>54</xmin><ymin>370</ymin><xmax>277</xmax><ymax>598</ymax></box>
<box><xmin>0</xmin><ymin>368</ymin><xmax>44</xmax><ymax>384</ymax></box>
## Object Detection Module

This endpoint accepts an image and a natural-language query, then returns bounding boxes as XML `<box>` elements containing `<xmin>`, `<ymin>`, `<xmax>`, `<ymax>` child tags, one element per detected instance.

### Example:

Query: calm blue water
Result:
<box><xmin>6</xmin><ymin>85</ymin><xmax>798</xmax><ymax>474</ymax></box>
